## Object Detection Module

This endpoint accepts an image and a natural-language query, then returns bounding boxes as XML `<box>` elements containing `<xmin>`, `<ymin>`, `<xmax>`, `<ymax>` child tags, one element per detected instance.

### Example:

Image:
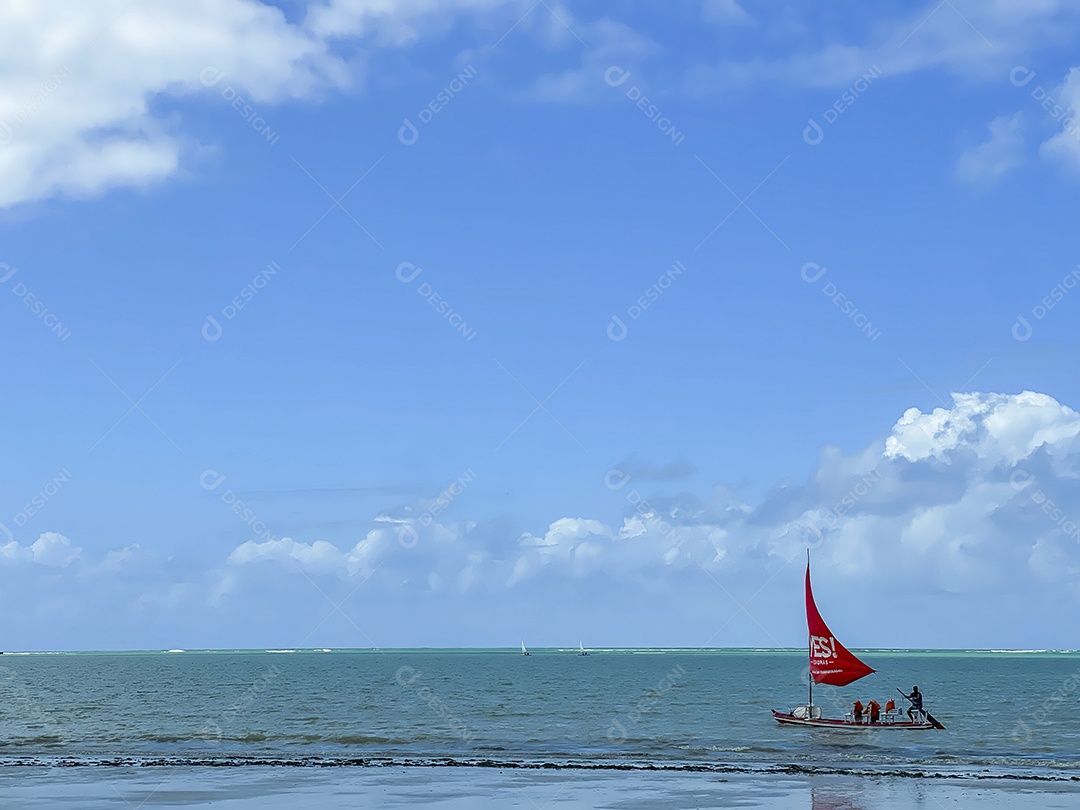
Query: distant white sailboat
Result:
<box><xmin>578</xmin><ymin>641</ymin><xmax>589</xmax><ymax>656</ymax></box>
<box><xmin>521</xmin><ymin>640</ymin><xmax>530</xmax><ymax>656</ymax></box>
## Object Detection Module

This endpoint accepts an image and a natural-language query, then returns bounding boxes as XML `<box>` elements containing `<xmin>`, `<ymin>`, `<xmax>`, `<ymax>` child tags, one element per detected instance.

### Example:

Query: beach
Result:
<box><xmin>2</xmin><ymin>766</ymin><xmax>1079</xmax><ymax>809</ymax></box>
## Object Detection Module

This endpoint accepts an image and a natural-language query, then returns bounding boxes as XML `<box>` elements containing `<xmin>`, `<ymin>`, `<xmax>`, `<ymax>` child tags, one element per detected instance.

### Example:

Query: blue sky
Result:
<box><xmin>2</xmin><ymin>0</ymin><xmax>1080</xmax><ymax>650</ymax></box>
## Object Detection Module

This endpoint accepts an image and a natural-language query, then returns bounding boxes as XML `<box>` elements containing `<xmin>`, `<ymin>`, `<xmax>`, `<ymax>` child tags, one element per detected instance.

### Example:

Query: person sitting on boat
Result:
<box><xmin>852</xmin><ymin>700</ymin><xmax>864</xmax><ymax>723</ymax></box>
<box><xmin>867</xmin><ymin>700</ymin><xmax>880</xmax><ymax>724</ymax></box>
<box><xmin>904</xmin><ymin>686</ymin><xmax>924</xmax><ymax>721</ymax></box>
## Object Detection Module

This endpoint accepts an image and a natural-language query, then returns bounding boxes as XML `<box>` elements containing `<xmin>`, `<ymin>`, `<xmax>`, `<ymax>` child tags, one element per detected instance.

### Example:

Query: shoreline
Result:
<box><xmin>1</xmin><ymin>756</ymin><xmax>1076</xmax><ymax>782</ymax></box>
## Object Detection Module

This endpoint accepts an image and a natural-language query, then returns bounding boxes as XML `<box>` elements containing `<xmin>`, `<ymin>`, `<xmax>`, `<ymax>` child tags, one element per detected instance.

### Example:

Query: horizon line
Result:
<box><xmin>2</xmin><ymin>646</ymin><xmax>1074</xmax><ymax>654</ymax></box>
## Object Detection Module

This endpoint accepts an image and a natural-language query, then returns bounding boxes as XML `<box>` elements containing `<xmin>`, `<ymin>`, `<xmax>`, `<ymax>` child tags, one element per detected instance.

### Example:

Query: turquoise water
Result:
<box><xmin>0</xmin><ymin>649</ymin><xmax>1077</xmax><ymax>779</ymax></box>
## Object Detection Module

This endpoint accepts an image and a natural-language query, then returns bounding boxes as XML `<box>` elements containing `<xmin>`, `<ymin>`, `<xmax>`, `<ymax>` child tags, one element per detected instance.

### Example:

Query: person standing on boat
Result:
<box><xmin>852</xmin><ymin>700</ymin><xmax>864</xmax><ymax>723</ymax></box>
<box><xmin>867</xmin><ymin>700</ymin><xmax>880</xmax><ymax>724</ymax></box>
<box><xmin>904</xmin><ymin>686</ymin><xmax>924</xmax><ymax>721</ymax></box>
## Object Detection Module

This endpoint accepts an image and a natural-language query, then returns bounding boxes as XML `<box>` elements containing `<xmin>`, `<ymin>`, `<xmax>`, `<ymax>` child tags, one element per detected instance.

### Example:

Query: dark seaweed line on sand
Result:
<box><xmin>0</xmin><ymin>757</ymin><xmax>1076</xmax><ymax>782</ymax></box>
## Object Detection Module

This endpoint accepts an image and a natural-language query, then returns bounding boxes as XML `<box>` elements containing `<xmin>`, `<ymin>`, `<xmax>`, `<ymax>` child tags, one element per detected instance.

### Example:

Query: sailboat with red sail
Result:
<box><xmin>772</xmin><ymin>556</ymin><xmax>944</xmax><ymax>730</ymax></box>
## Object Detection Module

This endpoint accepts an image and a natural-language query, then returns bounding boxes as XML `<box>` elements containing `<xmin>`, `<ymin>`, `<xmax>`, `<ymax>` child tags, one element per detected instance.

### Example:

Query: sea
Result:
<box><xmin>0</xmin><ymin>648</ymin><xmax>1077</xmax><ymax>807</ymax></box>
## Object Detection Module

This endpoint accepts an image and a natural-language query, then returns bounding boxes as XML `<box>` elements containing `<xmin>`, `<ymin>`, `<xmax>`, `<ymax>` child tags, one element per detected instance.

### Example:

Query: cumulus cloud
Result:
<box><xmin>228</xmin><ymin>522</ymin><xmax>401</xmax><ymax>578</ymax></box>
<box><xmin>0</xmin><ymin>0</ymin><xmax>350</xmax><ymax>207</ymax></box>
<box><xmin>228</xmin><ymin>537</ymin><xmax>347</xmax><ymax>575</ymax></box>
<box><xmin>957</xmin><ymin>114</ymin><xmax>1025</xmax><ymax>186</ymax></box>
<box><xmin>885</xmin><ymin>391</ymin><xmax>1080</xmax><ymax>464</ymax></box>
<box><xmin>508</xmin><ymin>517</ymin><xmax>613</xmax><ymax>586</ymax></box>
<box><xmin>0</xmin><ymin>0</ymin><xmax>546</xmax><ymax>208</ymax></box>
<box><xmin>0</xmin><ymin>531</ymin><xmax>82</xmax><ymax>567</ymax></box>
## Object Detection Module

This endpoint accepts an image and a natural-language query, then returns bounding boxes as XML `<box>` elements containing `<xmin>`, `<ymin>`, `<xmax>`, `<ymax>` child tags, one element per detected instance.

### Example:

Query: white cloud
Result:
<box><xmin>685</xmin><ymin>2</ymin><xmax>1080</xmax><ymax>92</ymax></box>
<box><xmin>522</xmin><ymin>12</ymin><xmax>659</xmax><ymax>104</ymax></box>
<box><xmin>228</xmin><ymin>537</ymin><xmax>346</xmax><ymax>575</ymax></box>
<box><xmin>0</xmin><ymin>531</ymin><xmax>82</xmax><ymax>567</ymax></box>
<box><xmin>225</xmin><ymin>522</ymin><xmax>404</xmax><ymax>578</ymax></box>
<box><xmin>508</xmin><ymin>517</ymin><xmax>613</xmax><ymax>585</ymax></box>
<box><xmin>957</xmin><ymin>114</ymin><xmax>1025</xmax><ymax>185</ymax></box>
<box><xmin>0</xmin><ymin>0</ymin><xmax>346</xmax><ymax>207</ymax></box>
<box><xmin>488</xmin><ymin>391</ymin><xmax>1080</xmax><ymax>603</ymax></box>
<box><xmin>1038</xmin><ymin>66</ymin><xmax>1080</xmax><ymax>169</ymax></box>
<box><xmin>0</xmin><ymin>0</ymin><xmax>652</xmax><ymax>206</ymax></box>
<box><xmin>884</xmin><ymin>391</ymin><xmax>1080</xmax><ymax>464</ymax></box>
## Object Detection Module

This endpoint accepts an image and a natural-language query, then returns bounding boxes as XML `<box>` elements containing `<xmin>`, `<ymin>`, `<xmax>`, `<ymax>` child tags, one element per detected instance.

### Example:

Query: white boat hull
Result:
<box><xmin>772</xmin><ymin>709</ymin><xmax>938</xmax><ymax>730</ymax></box>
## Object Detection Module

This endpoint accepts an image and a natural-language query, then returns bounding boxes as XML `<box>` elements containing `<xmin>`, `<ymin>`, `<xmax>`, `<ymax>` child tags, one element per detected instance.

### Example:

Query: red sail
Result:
<box><xmin>805</xmin><ymin>562</ymin><xmax>874</xmax><ymax>686</ymax></box>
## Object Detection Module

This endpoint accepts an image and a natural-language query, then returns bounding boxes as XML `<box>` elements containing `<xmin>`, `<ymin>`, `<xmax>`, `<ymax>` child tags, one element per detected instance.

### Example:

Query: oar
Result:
<box><xmin>896</xmin><ymin>688</ymin><xmax>946</xmax><ymax>730</ymax></box>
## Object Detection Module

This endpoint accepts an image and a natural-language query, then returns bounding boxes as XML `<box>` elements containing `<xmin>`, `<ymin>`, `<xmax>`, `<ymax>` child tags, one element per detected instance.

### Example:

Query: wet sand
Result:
<box><xmin>1</xmin><ymin>766</ymin><xmax>1078</xmax><ymax>809</ymax></box>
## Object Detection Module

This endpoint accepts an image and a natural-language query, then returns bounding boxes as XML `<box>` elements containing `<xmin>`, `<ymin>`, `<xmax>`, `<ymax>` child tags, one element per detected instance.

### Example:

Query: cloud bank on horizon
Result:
<box><xmin>4</xmin><ymin>391</ymin><xmax>1078</xmax><ymax>649</ymax></box>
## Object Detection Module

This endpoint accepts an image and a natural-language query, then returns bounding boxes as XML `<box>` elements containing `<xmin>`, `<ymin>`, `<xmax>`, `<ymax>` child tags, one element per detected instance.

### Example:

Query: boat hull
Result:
<box><xmin>772</xmin><ymin>709</ymin><xmax>936</xmax><ymax>730</ymax></box>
